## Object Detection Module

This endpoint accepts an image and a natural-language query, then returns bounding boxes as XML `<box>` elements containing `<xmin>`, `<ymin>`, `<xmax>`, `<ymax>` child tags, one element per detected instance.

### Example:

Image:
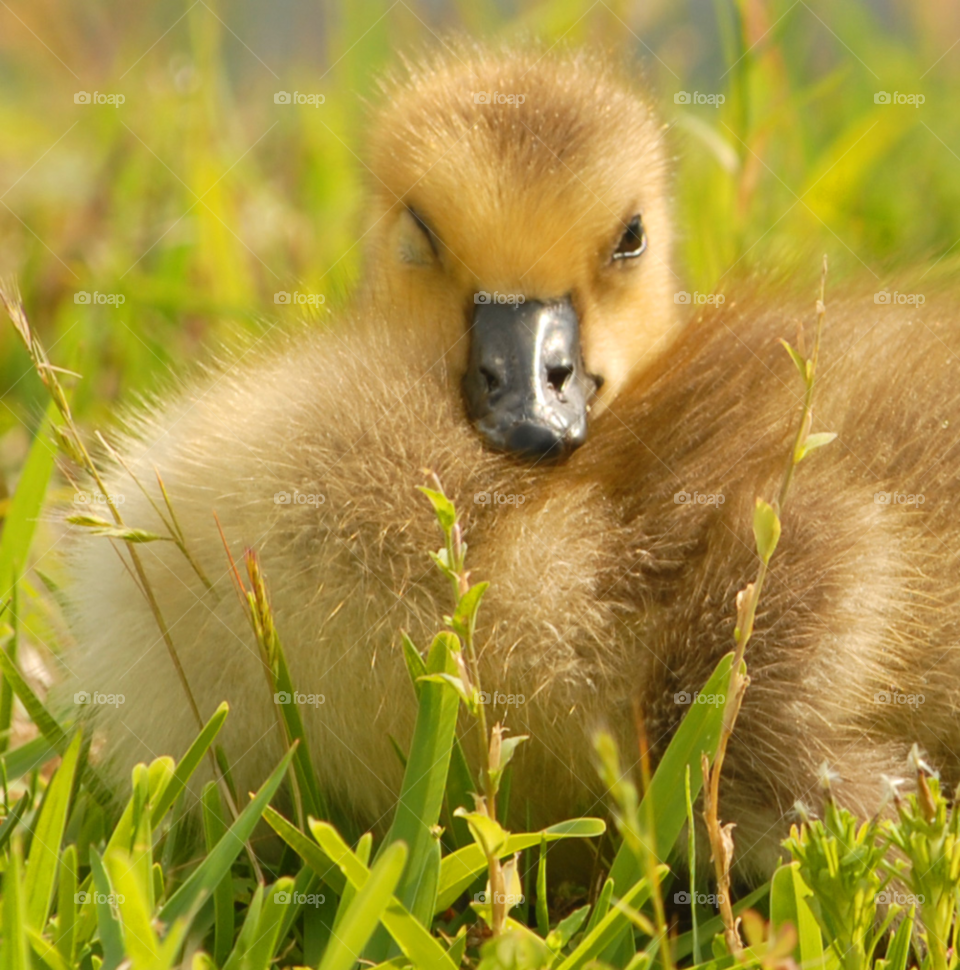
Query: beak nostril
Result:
<box><xmin>546</xmin><ymin>365</ymin><xmax>573</xmax><ymax>393</ymax></box>
<box><xmin>480</xmin><ymin>366</ymin><xmax>500</xmax><ymax>393</ymax></box>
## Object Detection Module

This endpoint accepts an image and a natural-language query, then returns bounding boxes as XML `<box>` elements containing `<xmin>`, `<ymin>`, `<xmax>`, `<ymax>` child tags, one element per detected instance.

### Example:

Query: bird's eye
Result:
<box><xmin>613</xmin><ymin>214</ymin><xmax>647</xmax><ymax>261</ymax></box>
<box><xmin>407</xmin><ymin>207</ymin><xmax>439</xmax><ymax>258</ymax></box>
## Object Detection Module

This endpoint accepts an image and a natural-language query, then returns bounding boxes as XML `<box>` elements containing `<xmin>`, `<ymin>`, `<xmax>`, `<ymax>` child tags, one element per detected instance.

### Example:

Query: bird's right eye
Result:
<box><xmin>612</xmin><ymin>214</ymin><xmax>647</xmax><ymax>261</ymax></box>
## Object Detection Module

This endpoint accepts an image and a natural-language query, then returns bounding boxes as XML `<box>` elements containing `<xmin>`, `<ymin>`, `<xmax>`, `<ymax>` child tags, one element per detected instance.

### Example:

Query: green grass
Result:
<box><xmin>2</xmin><ymin>0</ymin><xmax>960</xmax><ymax>966</ymax></box>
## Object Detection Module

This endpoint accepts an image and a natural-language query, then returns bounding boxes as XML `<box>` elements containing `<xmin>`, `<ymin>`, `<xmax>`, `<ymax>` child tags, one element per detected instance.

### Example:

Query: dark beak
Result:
<box><xmin>463</xmin><ymin>295</ymin><xmax>598</xmax><ymax>460</ymax></box>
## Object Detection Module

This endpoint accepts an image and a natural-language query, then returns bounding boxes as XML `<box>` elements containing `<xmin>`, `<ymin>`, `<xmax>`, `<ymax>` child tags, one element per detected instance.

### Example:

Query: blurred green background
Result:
<box><xmin>1</xmin><ymin>0</ymin><xmax>959</xmax><ymax>503</ymax></box>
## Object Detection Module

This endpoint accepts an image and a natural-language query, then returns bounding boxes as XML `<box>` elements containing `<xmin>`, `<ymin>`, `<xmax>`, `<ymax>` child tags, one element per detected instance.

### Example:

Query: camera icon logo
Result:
<box><xmin>75</xmin><ymin>291</ymin><xmax>92</xmax><ymax>304</ymax></box>
<box><xmin>274</xmin><ymin>691</ymin><xmax>292</xmax><ymax>704</ymax></box>
<box><xmin>274</xmin><ymin>291</ymin><xmax>291</xmax><ymax>304</ymax></box>
<box><xmin>275</xmin><ymin>891</ymin><xmax>291</xmax><ymax>903</ymax></box>
<box><xmin>474</xmin><ymin>491</ymin><xmax>491</xmax><ymax>505</ymax></box>
<box><xmin>674</xmin><ymin>291</ymin><xmax>691</xmax><ymax>304</ymax></box>
<box><xmin>674</xmin><ymin>490</ymin><xmax>691</xmax><ymax>504</ymax></box>
<box><xmin>874</xmin><ymin>691</ymin><xmax>891</xmax><ymax>704</ymax></box>
<box><xmin>874</xmin><ymin>491</ymin><xmax>892</xmax><ymax>505</ymax></box>
<box><xmin>74</xmin><ymin>891</ymin><xmax>91</xmax><ymax>903</ymax></box>
<box><xmin>274</xmin><ymin>91</ymin><xmax>292</xmax><ymax>104</ymax></box>
<box><xmin>674</xmin><ymin>691</ymin><xmax>692</xmax><ymax>704</ymax></box>
<box><xmin>74</xmin><ymin>91</ymin><xmax>92</xmax><ymax>104</ymax></box>
<box><xmin>474</xmin><ymin>291</ymin><xmax>491</xmax><ymax>304</ymax></box>
<box><xmin>274</xmin><ymin>491</ymin><xmax>291</xmax><ymax>504</ymax></box>
<box><xmin>874</xmin><ymin>290</ymin><xmax>891</xmax><ymax>304</ymax></box>
<box><xmin>674</xmin><ymin>92</ymin><xmax>691</xmax><ymax>104</ymax></box>
<box><xmin>874</xmin><ymin>91</ymin><xmax>891</xmax><ymax>104</ymax></box>
<box><xmin>473</xmin><ymin>91</ymin><xmax>491</xmax><ymax>104</ymax></box>
<box><xmin>674</xmin><ymin>890</ymin><xmax>691</xmax><ymax>903</ymax></box>
<box><xmin>74</xmin><ymin>690</ymin><xmax>91</xmax><ymax>704</ymax></box>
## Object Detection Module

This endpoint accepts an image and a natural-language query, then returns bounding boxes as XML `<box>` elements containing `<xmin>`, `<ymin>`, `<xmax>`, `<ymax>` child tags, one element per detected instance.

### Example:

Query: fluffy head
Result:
<box><xmin>361</xmin><ymin>42</ymin><xmax>677</xmax><ymax>403</ymax></box>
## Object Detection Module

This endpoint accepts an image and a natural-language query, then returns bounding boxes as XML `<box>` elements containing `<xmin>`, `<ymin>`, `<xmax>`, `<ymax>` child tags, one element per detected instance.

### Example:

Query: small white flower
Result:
<box><xmin>879</xmin><ymin>774</ymin><xmax>905</xmax><ymax>809</ymax></box>
<box><xmin>908</xmin><ymin>743</ymin><xmax>939</xmax><ymax>779</ymax></box>
<box><xmin>818</xmin><ymin>761</ymin><xmax>842</xmax><ymax>790</ymax></box>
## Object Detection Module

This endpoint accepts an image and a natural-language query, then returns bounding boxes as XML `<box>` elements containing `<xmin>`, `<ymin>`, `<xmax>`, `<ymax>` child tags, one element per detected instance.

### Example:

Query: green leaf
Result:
<box><xmin>602</xmin><ymin>654</ymin><xmax>734</xmax><ymax>961</ymax></box>
<box><xmin>796</xmin><ymin>431</ymin><xmax>837</xmax><ymax>462</ymax></box>
<box><xmin>0</xmin><ymin>402</ymin><xmax>57</xmax><ymax>600</ymax></box>
<box><xmin>437</xmin><ymin>818</ymin><xmax>606</xmax><ymax>913</ymax></box>
<box><xmin>546</xmin><ymin>904</ymin><xmax>590</xmax><ymax>954</ymax></box>
<box><xmin>151</xmin><ymin>700</ymin><xmax>229</xmax><ymax>825</ymax></box>
<box><xmin>555</xmin><ymin>872</ymin><xmax>656</xmax><ymax>970</ymax></box>
<box><xmin>0</xmin><ymin>640</ymin><xmax>68</xmax><ymax>756</ymax></box>
<box><xmin>0</xmin><ymin>791</ymin><xmax>30</xmax><ymax>852</ymax></box>
<box><xmin>779</xmin><ymin>338</ymin><xmax>808</xmax><ymax>383</ymax></box>
<box><xmin>454</xmin><ymin>808</ymin><xmax>509</xmax><ymax>858</ymax></box>
<box><xmin>263</xmin><ymin>805</ymin><xmax>346</xmax><ymax>895</ymax></box>
<box><xmin>377</xmin><ymin>630</ymin><xmax>460</xmax><ymax>926</ymax></box>
<box><xmin>771</xmin><ymin>862</ymin><xmax>823</xmax><ymax>968</ymax></box>
<box><xmin>104</xmin><ymin>850</ymin><xmax>162</xmax><ymax>967</ymax></box>
<box><xmin>56</xmin><ymin>845</ymin><xmax>78</xmax><ymax>967</ymax></box>
<box><xmin>317</xmin><ymin>842</ymin><xmax>408</xmax><ymax>970</ymax></box>
<box><xmin>400</xmin><ymin>633</ymin><xmax>426</xmax><ymax>698</ymax></box>
<box><xmin>308</xmin><ymin>818</ymin><xmax>458</xmax><ymax>970</ymax></box>
<box><xmin>2</xmin><ymin>837</ymin><xmax>30</xmax><ymax>970</ymax></box>
<box><xmin>158</xmin><ymin>744</ymin><xmax>295</xmax><ymax>926</ymax></box>
<box><xmin>223</xmin><ymin>884</ymin><xmax>265</xmax><ymax>970</ymax></box>
<box><xmin>202</xmin><ymin>781</ymin><xmax>235</xmax><ymax>967</ymax></box>
<box><xmin>753</xmin><ymin>498</ymin><xmax>781</xmax><ymax>564</ymax></box>
<box><xmin>25</xmin><ymin>732</ymin><xmax>82</xmax><ymax>930</ymax></box>
<box><xmin>1</xmin><ymin>736</ymin><xmax>56</xmax><ymax>785</ymax></box>
<box><xmin>536</xmin><ymin>836</ymin><xmax>549</xmax><ymax>939</ymax></box>
<box><xmin>89</xmin><ymin>849</ymin><xmax>125</xmax><ymax>970</ymax></box>
<box><xmin>238</xmin><ymin>878</ymin><xmax>295</xmax><ymax>970</ymax></box>
<box><xmin>884</xmin><ymin>903</ymin><xmax>915</xmax><ymax>970</ymax></box>
<box><xmin>606</xmin><ymin>653</ymin><xmax>733</xmax><ymax>894</ymax></box>
<box><xmin>416</xmin><ymin>486</ymin><xmax>457</xmax><ymax>533</ymax></box>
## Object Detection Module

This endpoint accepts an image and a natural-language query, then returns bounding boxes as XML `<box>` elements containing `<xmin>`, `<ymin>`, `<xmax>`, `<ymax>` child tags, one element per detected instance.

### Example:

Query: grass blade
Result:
<box><xmin>158</xmin><ymin>744</ymin><xmax>295</xmax><ymax>926</ymax></box>
<box><xmin>316</xmin><ymin>841</ymin><xmax>408</xmax><ymax>970</ymax></box>
<box><xmin>151</xmin><ymin>700</ymin><xmax>229</xmax><ymax>826</ymax></box>
<box><xmin>24</xmin><ymin>732</ymin><xmax>82</xmax><ymax>930</ymax></box>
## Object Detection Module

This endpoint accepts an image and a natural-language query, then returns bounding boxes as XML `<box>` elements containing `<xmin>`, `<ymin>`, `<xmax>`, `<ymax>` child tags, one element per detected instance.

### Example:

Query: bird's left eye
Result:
<box><xmin>613</xmin><ymin>215</ymin><xmax>647</xmax><ymax>260</ymax></box>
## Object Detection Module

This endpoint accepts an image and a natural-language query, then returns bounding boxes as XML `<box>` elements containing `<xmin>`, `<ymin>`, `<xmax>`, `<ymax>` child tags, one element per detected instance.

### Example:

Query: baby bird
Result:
<box><xmin>64</xmin><ymin>42</ymin><xmax>960</xmax><ymax>884</ymax></box>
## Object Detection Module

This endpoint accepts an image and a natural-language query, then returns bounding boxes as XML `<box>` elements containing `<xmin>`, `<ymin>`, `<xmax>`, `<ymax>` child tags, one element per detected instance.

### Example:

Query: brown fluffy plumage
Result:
<box><xmin>63</xmin><ymin>42</ymin><xmax>960</xmax><ymax>882</ymax></box>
